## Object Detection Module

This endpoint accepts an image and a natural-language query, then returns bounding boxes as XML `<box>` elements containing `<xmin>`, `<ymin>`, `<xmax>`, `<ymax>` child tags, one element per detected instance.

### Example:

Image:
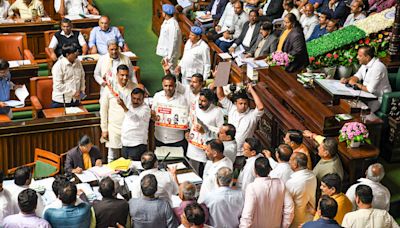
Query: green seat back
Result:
<box><xmin>33</xmin><ymin>160</ymin><xmax>57</xmax><ymax>179</ymax></box>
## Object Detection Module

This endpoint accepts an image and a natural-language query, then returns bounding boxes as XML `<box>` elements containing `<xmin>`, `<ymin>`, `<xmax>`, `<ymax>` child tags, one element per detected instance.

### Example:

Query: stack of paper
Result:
<box><xmin>177</xmin><ymin>172</ymin><xmax>202</xmax><ymax>184</ymax></box>
<box><xmin>155</xmin><ymin>146</ymin><xmax>184</xmax><ymax>158</ymax></box>
<box><xmin>196</xmin><ymin>11</ymin><xmax>213</xmax><ymax>23</ymax></box>
<box><xmin>8</xmin><ymin>60</ymin><xmax>31</xmax><ymax>68</ymax></box>
<box><xmin>4</xmin><ymin>85</ymin><xmax>29</xmax><ymax>108</ymax></box>
<box><xmin>65</xmin><ymin>107</ymin><xmax>84</xmax><ymax>114</ymax></box>
<box><xmin>177</xmin><ymin>0</ymin><xmax>192</xmax><ymax>8</ymax></box>
<box><xmin>108</xmin><ymin>157</ymin><xmax>132</xmax><ymax>171</ymax></box>
<box><xmin>75</xmin><ymin>170</ymin><xmax>98</xmax><ymax>183</ymax></box>
<box><xmin>167</xmin><ymin>162</ymin><xmax>187</xmax><ymax>170</ymax></box>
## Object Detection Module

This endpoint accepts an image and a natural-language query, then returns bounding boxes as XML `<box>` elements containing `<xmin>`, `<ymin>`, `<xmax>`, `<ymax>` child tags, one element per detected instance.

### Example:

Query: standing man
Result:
<box><xmin>94</xmin><ymin>39</ymin><xmax>137</xmax><ymax>95</ymax></box>
<box><xmin>341</xmin><ymin>45</ymin><xmax>392</xmax><ymax>112</ymax></box>
<box><xmin>0</xmin><ymin>170</ymin><xmax>13</xmax><ymax>224</ymax></box>
<box><xmin>198</xmin><ymin>139</ymin><xmax>233</xmax><ymax>203</ymax></box>
<box><xmin>48</xmin><ymin>18</ymin><xmax>88</xmax><ymax>62</ymax></box>
<box><xmin>217</xmin><ymin>123</ymin><xmax>237</xmax><ymax>163</ymax></box>
<box><xmin>51</xmin><ymin>43</ymin><xmax>85</xmax><ymax>108</ymax></box>
<box><xmin>186</xmin><ymin>88</ymin><xmax>224</xmax><ymax>175</ymax></box>
<box><xmin>284</xmin><ymin>129</ymin><xmax>312</xmax><ymax>170</ymax></box>
<box><xmin>313</xmin><ymin>137</ymin><xmax>344</xmax><ymax>183</ymax></box>
<box><xmin>216</xmin><ymin>84</ymin><xmax>264</xmax><ymax>167</ymax></box>
<box><xmin>203</xmin><ymin>167</ymin><xmax>244</xmax><ymax>228</ymax></box>
<box><xmin>152</xmin><ymin>74</ymin><xmax>189</xmax><ymax>150</ymax></box>
<box><xmin>0</xmin><ymin>59</ymin><xmax>22</xmax><ymax>118</ymax></box>
<box><xmin>240</xmin><ymin>157</ymin><xmax>294</xmax><ymax>228</ymax></box>
<box><xmin>174</xmin><ymin>26</ymin><xmax>211</xmax><ymax>85</ymax></box>
<box><xmin>263</xmin><ymin>144</ymin><xmax>294</xmax><ymax>183</ymax></box>
<box><xmin>120</xmin><ymin>88</ymin><xmax>151</xmax><ymax>161</ymax></box>
<box><xmin>156</xmin><ymin>4</ymin><xmax>182</xmax><ymax>71</ymax></box>
<box><xmin>286</xmin><ymin>152</ymin><xmax>317</xmax><ymax>228</ymax></box>
<box><xmin>89</xmin><ymin>15</ymin><xmax>128</xmax><ymax>55</ymax></box>
<box><xmin>100</xmin><ymin>64</ymin><xmax>137</xmax><ymax>162</ymax></box>
<box><xmin>237</xmin><ymin>137</ymin><xmax>263</xmax><ymax>192</ymax></box>
<box><xmin>302</xmin><ymin>196</ymin><xmax>342</xmax><ymax>228</ymax></box>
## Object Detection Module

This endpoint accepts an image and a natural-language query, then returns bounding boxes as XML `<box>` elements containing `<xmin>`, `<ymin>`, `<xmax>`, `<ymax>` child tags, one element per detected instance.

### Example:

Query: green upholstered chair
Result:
<box><xmin>376</xmin><ymin>67</ymin><xmax>400</xmax><ymax>121</ymax></box>
<box><xmin>7</xmin><ymin>148</ymin><xmax>61</xmax><ymax>179</ymax></box>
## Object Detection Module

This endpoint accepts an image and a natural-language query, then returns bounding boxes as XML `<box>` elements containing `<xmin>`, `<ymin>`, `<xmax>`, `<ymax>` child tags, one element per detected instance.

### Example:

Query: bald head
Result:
<box><xmin>277</xmin><ymin>144</ymin><xmax>293</xmax><ymax>162</ymax></box>
<box><xmin>304</xmin><ymin>3</ymin><xmax>315</xmax><ymax>17</ymax></box>
<box><xmin>290</xmin><ymin>152</ymin><xmax>308</xmax><ymax>171</ymax></box>
<box><xmin>216</xmin><ymin>167</ymin><xmax>233</xmax><ymax>186</ymax></box>
<box><xmin>366</xmin><ymin>163</ymin><xmax>385</xmax><ymax>182</ymax></box>
<box><xmin>179</xmin><ymin>181</ymin><xmax>196</xmax><ymax>200</ymax></box>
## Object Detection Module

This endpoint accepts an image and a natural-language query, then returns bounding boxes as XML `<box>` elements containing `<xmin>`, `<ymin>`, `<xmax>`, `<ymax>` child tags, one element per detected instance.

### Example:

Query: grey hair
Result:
<box><xmin>366</xmin><ymin>163</ymin><xmax>385</xmax><ymax>182</ymax></box>
<box><xmin>216</xmin><ymin>167</ymin><xmax>233</xmax><ymax>186</ymax></box>
<box><xmin>107</xmin><ymin>39</ymin><xmax>118</xmax><ymax>47</ymax></box>
<box><xmin>181</xmin><ymin>181</ymin><xmax>196</xmax><ymax>200</ymax></box>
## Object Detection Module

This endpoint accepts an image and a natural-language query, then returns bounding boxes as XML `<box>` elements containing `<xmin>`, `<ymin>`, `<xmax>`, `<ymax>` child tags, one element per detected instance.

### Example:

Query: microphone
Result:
<box><xmin>158</xmin><ymin>152</ymin><xmax>171</xmax><ymax>170</ymax></box>
<box><xmin>17</xmin><ymin>47</ymin><xmax>24</xmax><ymax>65</ymax></box>
<box><xmin>62</xmin><ymin>94</ymin><xmax>67</xmax><ymax>115</ymax></box>
<box><xmin>353</xmin><ymin>81</ymin><xmax>363</xmax><ymax>109</ymax></box>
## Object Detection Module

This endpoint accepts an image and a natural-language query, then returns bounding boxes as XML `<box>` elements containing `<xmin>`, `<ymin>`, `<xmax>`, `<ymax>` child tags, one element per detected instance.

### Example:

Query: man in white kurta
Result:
<box><xmin>299</xmin><ymin>3</ymin><xmax>319</xmax><ymax>41</ymax></box>
<box><xmin>156</xmin><ymin>4</ymin><xmax>182</xmax><ymax>70</ymax></box>
<box><xmin>198</xmin><ymin>139</ymin><xmax>233</xmax><ymax>203</ymax></box>
<box><xmin>186</xmin><ymin>89</ymin><xmax>224</xmax><ymax>175</ymax></box>
<box><xmin>218</xmin><ymin>123</ymin><xmax>237</xmax><ymax>164</ymax></box>
<box><xmin>100</xmin><ymin>64</ymin><xmax>136</xmax><ymax>162</ymax></box>
<box><xmin>174</xmin><ymin>26</ymin><xmax>211</xmax><ymax>85</ymax></box>
<box><xmin>0</xmin><ymin>171</ymin><xmax>13</xmax><ymax>224</ymax></box>
<box><xmin>120</xmin><ymin>88</ymin><xmax>151</xmax><ymax>161</ymax></box>
<box><xmin>94</xmin><ymin>39</ymin><xmax>137</xmax><ymax>95</ymax></box>
<box><xmin>264</xmin><ymin>144</ymin><xmax>294</xmax><ymax>183</ymax></box>
<box><xmin>236</xmin><ymin>138</ymin><xmax>263</xmax><ymax>192</ymax></box>
<box><xmin>286</xmin><ymin>152</ymin><xmax>317</xmax><ymax>228</ymax></box>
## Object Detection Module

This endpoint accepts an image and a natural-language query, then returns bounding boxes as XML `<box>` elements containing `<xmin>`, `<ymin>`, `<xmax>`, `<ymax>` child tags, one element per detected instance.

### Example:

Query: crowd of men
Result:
<box><xmin>0</xmin><ymin>0</ymin><xmax>399</xmax><ymax>227</ymax></box>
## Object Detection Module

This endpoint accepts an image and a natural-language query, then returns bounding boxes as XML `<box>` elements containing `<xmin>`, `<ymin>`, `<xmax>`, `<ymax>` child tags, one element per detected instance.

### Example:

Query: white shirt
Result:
<box><xmin>210</xmin><ymin>0</ymin><xmax>220</xmax><ymax>15</ymax></box>
<box><xmin>198</xmin><ymin>157</ymin><xmax>233</xmax><ymax>203</ymax></box>
<box><xmin>231</xmin><ymin>11</ymin><xmax>249</xmax><ymax>39</ymax></box>
<box><xmin>121</xmin><ymin>103</ymin><xmax>151</xmax><ymax>147</ymax></box>
<box><xmin>0</xmin><ymin>0</ymin><xmax>10</xmax><ymax>20</ymax></box>
<box><xmin>203</xmin><ymin>187</ymin><xmax>244</xmax><ymax>228</ymax></box>
<box><xmin>6</xmin><ymin>184</ymin><xmax>45</xmax><ymax>218</ymax></box>
<box><xmin>300</xmin><ymin>14</ymin><xmax>319</xmax><ymax>41</ymax></box>
<box><xmin>345</xmin><ymin>178</ymin><xmax>391</xmax><ymax>211</ymax></box>
<box><xmin>237</xmin><ymin>154</ymin><xmax>262</xmax><ymax>191</ymax></box>
<box><xmin>355</xmin><ymin>58</ymin><xmax>392</xmax><ymax>112</ymax></box>
<box><xmin>223</xmin><ymin>140</ymin><xmax>237</xmax><ymax>164</ymax></box>
<box><xmin>282</xmin><ymin>8</ymin><xmax>301</xmax><ymax>21</ymax></box>
<box><xmin>0</xmin><ymin>188</ymin><xmax>13</xmax><ymax>224</ymax></box>
<box><xmin>218</xmin><ymin>2</ymin><xmax>235</xmax><ymax>28</ymax></box>
<box><xmin>285</xmin><ymin>169</ymin><xmax>317</xmax><ymax>228</ymax></box>
<box><xmin>152</xmin><ymin>90</ymin><xmax>189</xmax><ymax>144</ymax></box>
<box><xmin>51</xmin><ymin>56</ymin><xmax>85</xmax><ymax>103</ymax></box>
<box><xmin>242</xmin><ymin>23</ymin><xmax>256</xmax><ymax>48</ymax></box>
<box><xmin>131</xmin><ymin>168</ymin><xmax>179</xmax><ymax>206</ymax></box>
<box><xmin>156</xmin><ymin>17</ymin><xmax>182</xmax><ymax>65</ymax></box>
<box><xmin>54</xmin><ymin>0</ymin><xmax>88</xmax><ymax>15</ymax></box>
<box><xmin>48</xmin><ymin>30</ymin><xmax>87</xmax><ymax>50</ymax></box>
<box><xmin>220</xmin><ymin>97</ymin><xmax>263</xmax><ymax>156</ymax></box>
<box><xmin>179</xmin><ymin>39</ymin><xmax>211</xmax><ymax>82</ymax></box>
<box><xmin>344</xmin><ymin>13</ymin><xmax>366</xmax><ymax>27</ymax></box>
<box><xmin>268</xmin><ymin>158</ymin><xmax>293</xmax><ymax>183</ymax></box>
<box><xmin>342</xmin><ymin>208</ymin><xmax>399</xmax><ymax>228</ymax></box>
<box><xmin>187</xmin><ymin>104</ymin><xmax>224</xmax><ymax>163</ymax></box>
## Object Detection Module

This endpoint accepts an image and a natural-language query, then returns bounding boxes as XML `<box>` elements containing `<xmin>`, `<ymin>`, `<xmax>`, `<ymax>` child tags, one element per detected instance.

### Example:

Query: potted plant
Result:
<box><xmin>337</xmin><ymin>48</ymin><xmax>357</xmax><ymax>78</ymax></box>
<box><xmin>266</xmin><ymin>51</ymin><xmax>293</xmax><ymax>67</ymax></box>
<box><xmin>321</xmin><ymin>52</ymin><xmax>339</xmax><ymax>79</ymax></box>
<box><xmin>339</xmin><ymin>122</ymin><xmax>371</xmax><ymax>148</ymax></box>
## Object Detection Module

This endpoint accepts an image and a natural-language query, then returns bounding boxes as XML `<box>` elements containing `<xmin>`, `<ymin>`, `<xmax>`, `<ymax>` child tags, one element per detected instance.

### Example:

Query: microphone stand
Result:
<box><xmin>63</xmin><ymin>94</ymin><xmax>67</xmax><ymax>115</ymax></box>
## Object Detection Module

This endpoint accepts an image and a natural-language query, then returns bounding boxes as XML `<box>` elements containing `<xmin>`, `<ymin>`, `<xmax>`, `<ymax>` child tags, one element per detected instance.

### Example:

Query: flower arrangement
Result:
<box><xmin>337</xmin><ymin>48</ymin><xmax>357</xmax><ymax>66</ymax></box>
<box><xmin>339</xmin><ymin>122</ymin><xmax>371</xmax><ymax>147</ymax></box>
<box><xmin>266</xmin><ymin>51</ymin><xmax>292</xmax><ymax>67</ymax></box>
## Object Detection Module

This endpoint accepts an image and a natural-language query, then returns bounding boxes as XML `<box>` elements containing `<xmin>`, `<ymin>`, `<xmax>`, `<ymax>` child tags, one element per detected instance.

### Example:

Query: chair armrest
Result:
<box><xmin>7</xmin><ymin>162</ymin><xmax>36</xmax><ymax>175</ymax></box>
<box><xmin>380</xmin><ymin>91</ymin><xmax>400</xmax><ymax>114</ymax></box>
<box><xmin>23</xmin><ymin>49</ymin><xmax>36</xmax><ymax>64</ymax></box>
<box><xmin>31</xmin><ymin>96</ymin><xmax>43</xmax><ymax>111</ymax></box>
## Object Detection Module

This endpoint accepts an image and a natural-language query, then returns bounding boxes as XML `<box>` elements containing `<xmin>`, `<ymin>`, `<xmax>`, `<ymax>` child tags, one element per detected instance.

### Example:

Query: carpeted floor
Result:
<box><xmin>94</xmin><ymin>0</ymin><xmax>163</xmax><ymax>95</ymax></box>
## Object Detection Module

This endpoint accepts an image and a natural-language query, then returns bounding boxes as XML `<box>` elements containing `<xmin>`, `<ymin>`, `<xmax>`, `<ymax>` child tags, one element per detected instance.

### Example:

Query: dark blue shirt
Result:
<box><xmin>303</xmin><ymin>218</ymin><xmax>342</xmax><ymax>228</ymax></box>
<box><xmin>307</xmin><ymin>25</ymin><xmax>327</xmax><ymax>42</ymax></box>
<box><xmin>0</xmin><ymin>72</ymin><xmax>12</xmax><ymax>114</ymax></box>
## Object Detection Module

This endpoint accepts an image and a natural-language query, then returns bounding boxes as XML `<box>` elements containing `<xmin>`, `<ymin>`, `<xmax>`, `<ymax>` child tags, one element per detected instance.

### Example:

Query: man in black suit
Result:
<box><xmin>259</xmin><ymin>0</ymin><xmax>284</xmax><ymax>22</ymax></box>
<box><xmin>93</xmin><ymin>177</ymin><xmax>129</xmax><ymax>227</ymax></box>
<box><xmin>245</xmin><ymin>21</ymin><xmax>278</xmax><ymax>58</ymax></box>
<box><xmin>229</xmin><ymin>9</ymin><xmax>261</xmax><ymax>53</ymax></box>
<box><xmin>64</xmin><ymin>135</ymin><xmax>102</xmax><ymax>174</ymax></box>
<box><xmin>319</xmin><ymin>0</ymin><xmax>350</xmax><ymax>26</ymax></box>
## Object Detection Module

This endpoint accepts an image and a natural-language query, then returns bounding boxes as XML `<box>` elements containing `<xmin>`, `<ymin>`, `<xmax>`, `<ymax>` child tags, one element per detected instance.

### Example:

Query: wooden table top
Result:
<box><xmin>338</xmin><ymin>141</ymin><xmax>379</xmax><ymax>160</ymax></box>
<box><xmin>42</xmin><ymin>106</ymin><xmax>89</xmax><ymax>119</ymax></box>
<box><xmin>0</xmin><ymin>114</ymin><xmax>11</xmax><ymax>122</ymax></box>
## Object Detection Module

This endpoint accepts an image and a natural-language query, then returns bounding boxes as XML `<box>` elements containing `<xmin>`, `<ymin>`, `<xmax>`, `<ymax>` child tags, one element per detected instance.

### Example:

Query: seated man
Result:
<box><xmin>88</xmin><ymin>15</ymin><xmax>128</xmax><ymax>55</ymax></box>
<box><xmin>3</xmin><ymin>189</ymin><xmax>51</xmax><ymax>228</ymax></box>
<box><xmin>0</xmin><ymin>0</ymin><xmax>10</xmax><ymax>20</ymax></box>
<box><xmin>0</xmin><ymin>59</ymin><xmax>22</xmax><ymax>118</ymax></box>
<box><xmin>258</xmin><ymin>0</ymin><xmax>284</xmax><ymax>22</ymax></box>
<box><xmin>8</xmin><ymin>0</ymin><xmax>45</xmax><ymax>21</ymax></box>
<box><xmin>244</xmin><ymin>21</ymin><xmax>278</xmax><ymax>58</ymax></box>
<box><xmin>300</xmin><ymin>3</ymin><xmax>319</xmax><ymax>41</ymax></box>
<box><xmin>51</xmin><ymin>43</ymin><xmax>85</xmax><ymax>108</ymax></box>
<box><xmin>44</xmin><ymin>182</ymin><xmax>92</xmax><ymax>227</ymax></box>
<box><xmin>228</xmin><ymin>9</ymin><xmax>261</xmax><ymax>53</ymax></box>
<box><xmin>48</xmin><ymin>18</ymin><xmax>88</xmax><ymax>62</ymax></box>
<box><xmin>195</xmin><ymin>0</ymin><xmax>228</xmax><ymax>31</ymax></box>
<box><xmin>319</xmin><ymin>0</ymin><xmax>349</xmax><ymax>26</ymax></box>
<box><xmin>54</xmin><ymin>0</ymin><xmax>99</xmax><ymax>17</ymax></box>
<box><xmin>343</xmin><ymin>0</ymin><xmax>366</xmax><ymax>27</ymax></box>
<box><xmin>64</xmin><ymin>135</ymin><xmax>102</xmax><ymax>174</ymax></box>
<box><xmin>341</xmin><ymin>45</ymin><xmax>392</xmax><ymax>112</ymax></box>
<box><xmin>307</xmin><ymin>12</ymin><xmax>330</xmax><ymax>41</ymax></box>
<box><xmin>129</xmin><ymin>174</ymin><xmax>179</xmax><ymax>227</ymax></box>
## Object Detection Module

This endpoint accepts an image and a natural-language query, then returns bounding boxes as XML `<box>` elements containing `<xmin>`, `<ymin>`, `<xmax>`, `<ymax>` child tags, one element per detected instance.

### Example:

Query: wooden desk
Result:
<box><xmin>42</xmin><ymin>107</ymin><xmax>89</xmax><ymax>118</ymax></box>
<box><xmin>0</xmin><ymin>20</ymin><xmax>58</xmax><ymax>59</ymax></box>
<box><xmin>70</xmin><ymin>18</ymin><xmax>99</xmax><ymax>28</ymax></box>
<box><xmin>338</xmin><ymin>142</ymin><xmax>379</xmax><ymax>184</ymax></box>
<box><xmin>10</xmin><ymin>64</ymin><xmax>39</xmax><ymax>105</ymax></box>
<box><xmin>0</xmin><ymin>114</ymin><xmax>11</xmax><ymax>122</ymax></box>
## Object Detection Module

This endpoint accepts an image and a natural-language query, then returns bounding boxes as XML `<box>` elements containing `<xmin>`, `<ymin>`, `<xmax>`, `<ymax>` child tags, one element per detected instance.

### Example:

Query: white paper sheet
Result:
<box><xmin>177</xmin><ymin>172</ymin><xmax>202</xmax><ymax>184</ymax></box>
<box><xmin>232</xmin><ymin>45</ymin><xmax>245</xmax><ymax>58</ymax></box>
<box><xmin>177</xmin><ymin>0</ymin><xmax>192</xmax><ymax>8</ymax></box>
<box><xmin>167</xmin><ymin>162</ymin><xmax>187</xmax><ymax>170</ymax></box>
<box><xmin>171</xmin><ymin>195</ymin><xmax>182</xmax><ymax>208</ymax></box>
<box><xmin>315</xmin><ymin>79</ymin><xmax>377</xmax><ymax>99</ymax></box>
<box><xmin>8</xmin><ymin>60</ymin><xmax>31</xmax><ymax>68</ymax></box>
<box><xmin>121</xmin><ymin>51</ymin><xmax>137</xmax><ymax>57</ymax></box>
<box><xmin>124</xmin><ymin>175</ymin><xmax>140</xmax><ymax>192</ymax></box>
<box><xmin>75</xmin><ymin>170</ymin><xmax>98</xmax><ymax>183</ymax></box>
<box><xmin>155</xmin><ymin>146</ymin><xmax>184</xmax><ymax>158</ymax></box>
<box><xmin>15</xmin><ymin>84</ymin><xmax>29</xmax><ymax>102</ymax></box>
<box><xmin>218</xmin><ymin>53</ymin><xmax>232</xmax><ymax>60</ymax></box>
<box><xmin>65</xmin><ymin>107</ymin><xmax>84</xmax><ymax>114</ymax></box>
<box><xmin>89</xmin><ymin>166</ymin><xmax>113</xmax><ymax>177</ymax></box>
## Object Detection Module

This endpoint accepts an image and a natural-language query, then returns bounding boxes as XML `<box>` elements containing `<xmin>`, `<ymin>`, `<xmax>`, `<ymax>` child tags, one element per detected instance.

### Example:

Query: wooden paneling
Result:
<box><xmin>0</xmin><ymin>113</ymin><xmax>106</xmax><ymax>173</ymax></box>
